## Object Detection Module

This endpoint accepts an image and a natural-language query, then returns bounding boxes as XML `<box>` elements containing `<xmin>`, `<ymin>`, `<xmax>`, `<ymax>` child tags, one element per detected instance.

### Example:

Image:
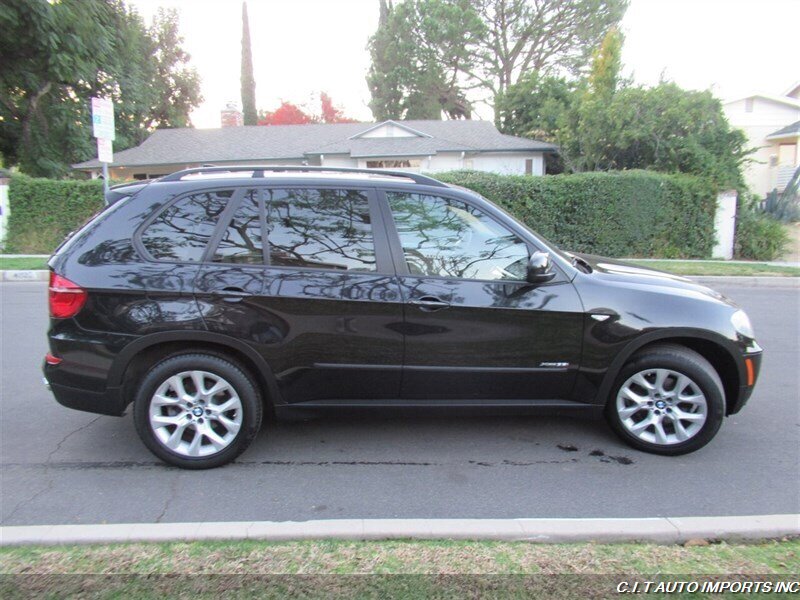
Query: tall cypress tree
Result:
<box><xmin>240</xmin><ymin>1</ymin><xmax>257</xmax><ymax>126</ymax></box>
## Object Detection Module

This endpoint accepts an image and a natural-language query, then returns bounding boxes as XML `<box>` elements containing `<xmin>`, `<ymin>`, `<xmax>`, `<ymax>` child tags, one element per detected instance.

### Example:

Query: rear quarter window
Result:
<box><xmin>140</xmin><ymin>190</ymin><xmax>234</xmax><ymax>262</ymax></box>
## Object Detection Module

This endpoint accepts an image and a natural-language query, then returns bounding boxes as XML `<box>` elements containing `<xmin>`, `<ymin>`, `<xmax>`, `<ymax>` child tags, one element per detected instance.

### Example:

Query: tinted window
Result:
<box><xmin>387</xmin><ymin>192</ymin><xmax>529</xmax><ymax>281</ymax></box>
<box><xmin>212</xmin><ymin>190</ymin><xmax>263</xmax><ymax>265</ymax></box>
<box><xmin>141</xmin><ymin>190</ymin><xmax>233</xmax><ymax>262</ymax></box>
<box><xmin>265</xmin><ymin>188</ymin><xmax>376</xmax><ymax>272</ymax></box>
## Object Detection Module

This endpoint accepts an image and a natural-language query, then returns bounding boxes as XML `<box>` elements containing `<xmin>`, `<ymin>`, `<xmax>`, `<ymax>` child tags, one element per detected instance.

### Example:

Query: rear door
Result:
<box><xmin>380</xmin><ymin>189</ymin><xmax>584</xmax><ymax>401</ymax></box>
<box><xmin>218</xmin><ymin>185</ymin><xmax>404</xmax><ymax>404</ymax></box>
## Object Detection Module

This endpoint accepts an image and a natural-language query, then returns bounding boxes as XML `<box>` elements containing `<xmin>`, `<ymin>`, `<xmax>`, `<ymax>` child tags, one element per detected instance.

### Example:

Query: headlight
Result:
<box><xmin>731</xmin><ymin>310</ymin><xmax>755</xmax><ymax>338</ymax></box>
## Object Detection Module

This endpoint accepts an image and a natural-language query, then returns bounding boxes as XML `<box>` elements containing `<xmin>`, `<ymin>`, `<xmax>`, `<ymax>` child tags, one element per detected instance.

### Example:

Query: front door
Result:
<box><xmin>382</xmin><ymin>190</ymin><xmax>584</xmax><ymax>401</ymax></box>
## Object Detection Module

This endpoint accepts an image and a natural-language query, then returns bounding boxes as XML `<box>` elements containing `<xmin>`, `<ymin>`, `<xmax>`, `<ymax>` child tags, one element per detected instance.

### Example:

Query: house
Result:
<box><xmin>73</xmin><ymin>119</ymin><xmax>557</xmax><ymax>180</ymax></box>
<box><xmin>723</xmin><ymin>82</ymin><xmax>800</xmax><ymax>197</ymax></box>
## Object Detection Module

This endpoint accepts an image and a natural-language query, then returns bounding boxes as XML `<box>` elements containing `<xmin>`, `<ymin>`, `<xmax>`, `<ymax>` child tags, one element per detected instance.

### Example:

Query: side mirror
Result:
<box><xmin>527</xmin><ymin>251</ymin><xmax>556</xmax><ymax>284</ymax></box>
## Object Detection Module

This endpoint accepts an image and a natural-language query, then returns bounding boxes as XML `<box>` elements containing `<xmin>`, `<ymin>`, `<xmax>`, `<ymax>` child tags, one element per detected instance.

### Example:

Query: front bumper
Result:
<box><xmin>728</xmin><ymin>349</ymin><xmax>762</xmax><ymax>415</ymax></box>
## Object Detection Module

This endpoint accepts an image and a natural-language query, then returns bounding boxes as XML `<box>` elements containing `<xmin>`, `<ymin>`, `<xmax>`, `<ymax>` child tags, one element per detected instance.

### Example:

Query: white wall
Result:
<box><xmin>713</xmin><ymin>190</ymin><xmax>737</xmax><ymax>259</ymax></box>
<box><xmin>320</xmin><ymin>155</ymin><xmax>357</xmax><ymax>168</ymax></box>
<box><xmin>0</xmin><ymin>177</ymin><xmax>9</xmax><ymax>251</ymax></box>
<box><xmin>104</xmin><ymin>158</ymin><xmax>306</xmax><ymax>180</ymax></box>
<box><xmin>98</xmin><ymin>152</ymin><xmax>548</xmax><ymax>180</ymax></box>
<box><xmin>471</xmin><ymin>153</ymin><xmax>544</xmax><ymax>175</ymax></box>
<box><xmin>724</xmin><ymin>97</ymin><xmax>800</xmax><ymax>196</ymax></box>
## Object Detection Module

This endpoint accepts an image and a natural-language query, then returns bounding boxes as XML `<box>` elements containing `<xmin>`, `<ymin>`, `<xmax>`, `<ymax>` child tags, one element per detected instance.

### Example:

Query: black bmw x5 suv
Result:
<box><xmin>44</xmin><ymin>166</ymin><xmax>762</xmax><ymax>468</ymax></box>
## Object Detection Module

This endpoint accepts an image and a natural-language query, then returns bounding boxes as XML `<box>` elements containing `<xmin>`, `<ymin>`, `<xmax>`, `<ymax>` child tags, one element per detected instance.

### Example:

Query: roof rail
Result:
<box><xmin>158</xmin><ymin>165</ymin><xmax>448</xmax><ymax>187</ymax></box>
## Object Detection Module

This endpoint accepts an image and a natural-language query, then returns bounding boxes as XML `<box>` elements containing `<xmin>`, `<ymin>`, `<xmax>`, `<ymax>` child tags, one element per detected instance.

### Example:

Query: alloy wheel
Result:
<box><xmin>148</xmin><ymin>370</ymin><xmax>243</xmax><ymax>457</ymax></box>
<box><xmin>615</xmin><ymin>368</ymin><xmax>708</xmax><ymax>446</ymax></box>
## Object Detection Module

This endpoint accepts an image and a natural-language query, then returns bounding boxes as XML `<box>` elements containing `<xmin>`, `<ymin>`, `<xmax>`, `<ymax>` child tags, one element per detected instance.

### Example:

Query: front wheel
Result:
<box><xmin>606</xmin><ymin>344</ymin><xmax>726</xmax><ymax>456</ymax></box>
<box><xmin>133</xmin><ymin>353</ymin><xmax>262</xmax><ymax>469</ymax></box>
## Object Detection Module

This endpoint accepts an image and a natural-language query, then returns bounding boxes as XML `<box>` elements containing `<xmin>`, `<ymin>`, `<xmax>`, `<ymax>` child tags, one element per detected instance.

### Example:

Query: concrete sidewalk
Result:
<box><xmin>2</xmin><ymin>514</ymin><xmax>798</xmax><ymax>546</ymax></box>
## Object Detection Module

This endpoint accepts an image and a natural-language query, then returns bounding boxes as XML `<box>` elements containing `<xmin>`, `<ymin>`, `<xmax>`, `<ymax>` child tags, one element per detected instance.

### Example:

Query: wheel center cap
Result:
<box><xmin>192</xmin><ymin>407</ymin><xmax>204</xmax><ymax>417</ymax></box>
<box><xmin>655</xmin><ymin>400</ymin><xmax>666</xmax><ymax>409</ymax></box>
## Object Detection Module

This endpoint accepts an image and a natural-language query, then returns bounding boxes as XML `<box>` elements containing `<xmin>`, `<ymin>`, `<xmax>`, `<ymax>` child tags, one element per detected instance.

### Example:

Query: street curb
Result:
<box><xmin>688</xmin><ymin>276</ymin><xmax>800</xmax><ymax>288</ymax></box>
<box><xmin>1</xmin><ymin>515</ymin><xmax>797</xmax><ymax>546</ymax></box>
<box><xmin>1</xmin><ymin>271</ymin><xmax>798</xmax><ymax>287</ymax></box>
<box><xmin>1</xmin><ymin>269</ymin><xmax>48</xmax><ymax>282</ymax></box>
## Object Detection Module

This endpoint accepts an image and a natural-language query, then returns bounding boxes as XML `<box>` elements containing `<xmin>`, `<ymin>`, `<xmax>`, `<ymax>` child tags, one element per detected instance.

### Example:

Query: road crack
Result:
<box><xmin>155</xmin><ymin>477</ymin><xmax>179</xmax><ymax>523</ymax></box>
<box><xmin>3</xmin><ymin>416</ymin><xmax>102</xmax><ymax>524</ymax></box>
<box><xmin>46</xmin><ymin>416</ymin><xmax>103</xmax><ymax>463</ymax></box>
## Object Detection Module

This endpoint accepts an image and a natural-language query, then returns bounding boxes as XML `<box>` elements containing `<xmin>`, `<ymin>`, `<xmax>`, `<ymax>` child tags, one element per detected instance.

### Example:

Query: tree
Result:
<box><xmin>566</xmin><ymin>83</ymin><xmax>748</xmax><ymax>186</ymax></box>
<box><xmin>494</xmin><ymin>72</ymin><xmax>574</xmax><ymax>140</ymax></box>
<box><xmin>0</xmin><ymin>0</ymin><xmax>201</xmax><ymax>178</ymax></box>
<box><xmin>366</xmin><ymin>0</ymin><xmax>628</xmax><ymax>120</ymax></box>
<box><xmin>257</xmin><ymin>93</ymin><xmax>357</xmax><ymax>125</ymax></box>
<box><xmin>367</xmin><ymin>0</ymin><xmax>486</xmax><ymax>120</ymax></box>
<box><xmin>147</xmin><ymin>8</ymin><xmax>202</xmax><ymax>131</ymax></box>
<box><xmin>258</xmin><ymin>102</ymin><xmax>314</xmax><ymax>126</ymax></box>
<box><xmin>469</xmin><ymin>0</ymin><xmax>628</xmax><ymax>102</ymax></box>
<box><xmin>240</xmin><ymin>2</ymin><xmax>258</xmax><ymax>126</ymax></box>
<box><xmin>587</xmin><ymin>26</ymin><xmax>623</xmax><ymax>99</ymax></box>
<box><xmin>320</xmin><ymin>92</ymin><xmax>357</xmax><ymax>124</ymax></box>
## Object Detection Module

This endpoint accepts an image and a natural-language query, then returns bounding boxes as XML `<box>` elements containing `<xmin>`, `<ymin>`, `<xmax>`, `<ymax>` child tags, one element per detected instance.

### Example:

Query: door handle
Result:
<box><xmin>211</xmin><ymin>287</ymin><xmax>252</xmax><ymax>303</ymax></box>
<box><xmin>409</xmin><ymin>296</ymin><xmax>450</xmax><ymax>311</ymax></box>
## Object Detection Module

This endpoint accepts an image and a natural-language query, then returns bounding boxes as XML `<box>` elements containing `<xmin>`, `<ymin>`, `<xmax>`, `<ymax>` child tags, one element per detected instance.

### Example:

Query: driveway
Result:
<box><xmin>1</xmin><ymin>281</ymin><xmax>798</xmax><ymax>526</ymax></box>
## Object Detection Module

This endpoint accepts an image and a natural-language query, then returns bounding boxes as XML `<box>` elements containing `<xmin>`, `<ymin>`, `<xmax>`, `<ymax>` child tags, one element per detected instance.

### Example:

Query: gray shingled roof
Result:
<box><xmin>73</xmin><ymin>120</ymin><xmax>557</xmax><ymax>169</ymax></box>
<box><xmin>767</xmin><ymin>120</ymin><xmax>800</xmax><ymax>139</ymax></box>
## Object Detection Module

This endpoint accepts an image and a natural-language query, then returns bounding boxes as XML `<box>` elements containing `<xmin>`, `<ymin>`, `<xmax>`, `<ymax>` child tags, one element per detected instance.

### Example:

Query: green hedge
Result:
<box><xmin>4</xmin><ymin>175</ymin><xmax>106</xmax><ymax>253</ymax></box>
<box><xmin>436</xmin><ymin>170</ymin><xmax>718</xmax><ymax>258</ymax></box>
<box><xmin>3</xmin><ymin>170</ymin><xmax>719</xmax><ymax>258</ymax></box>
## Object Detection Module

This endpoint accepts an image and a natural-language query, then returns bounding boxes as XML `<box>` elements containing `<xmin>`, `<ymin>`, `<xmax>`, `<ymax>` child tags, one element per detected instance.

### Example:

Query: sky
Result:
<box><xmin>127</xmin><ymin>0</ymin><xmax>800</xmax><ymax>129</ymax></box>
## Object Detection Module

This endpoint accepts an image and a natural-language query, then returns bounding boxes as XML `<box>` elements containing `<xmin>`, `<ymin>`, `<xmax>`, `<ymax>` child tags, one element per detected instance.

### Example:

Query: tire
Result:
<box><xmin>605</xmin><ymin>344</ymin><xmax>725</xmax><ymax>456</ymax></box>
<box><xmin>133</xmin><ymin>353</ymin><xmax>262</xmax><ymax>469</ymax></box>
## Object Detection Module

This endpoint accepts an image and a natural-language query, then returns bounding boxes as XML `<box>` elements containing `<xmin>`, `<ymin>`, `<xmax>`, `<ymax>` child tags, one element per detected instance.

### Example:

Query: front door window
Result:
<box><xmin>386</xmin><ymin>192</ymin><xmax>529</xmax><ymax>281</ymax></box>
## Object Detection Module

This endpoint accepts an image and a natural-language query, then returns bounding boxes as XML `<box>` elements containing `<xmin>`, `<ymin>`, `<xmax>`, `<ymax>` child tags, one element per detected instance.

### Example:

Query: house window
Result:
<box><xmin>744</xmin><ymin>98</ymin><xmax>754</xmax><ymax>113</ymax></box>
<box><xmin>365</xmin><ymin>159</ymin><xmax>421</xmax><ymax>169</ymax></box>
<box><xmin>525</xmin><ymin>159</ymin><xmax>533</xmax><ymax>175</ymax></box>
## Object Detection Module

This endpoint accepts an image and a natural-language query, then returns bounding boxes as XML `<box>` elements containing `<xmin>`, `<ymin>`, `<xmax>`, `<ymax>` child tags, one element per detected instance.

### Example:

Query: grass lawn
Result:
<box><xmin>0</xmin><ymin>257</ymin><xmax>48</xmax><ymax>270</ymax></box>
<box><xmin>627</xmin><ymin>259</ymin><xmax>800</xmax><ymax>277</ymax></box>
<box><xmin>1</xmin><ymin>539</ymin><xmax>797</xmax><ymax>598</ymax></box>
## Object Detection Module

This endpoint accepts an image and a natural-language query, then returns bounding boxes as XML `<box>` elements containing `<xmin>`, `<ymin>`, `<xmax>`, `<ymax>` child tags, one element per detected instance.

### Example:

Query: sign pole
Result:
<box><xmin>91</xmin><ymin>97</ymin><xmax>115</xmax><ymax>196</ymax></box>
<box><xmin>102</xmin><ymin>162</ymin><xmax>109</xmax><ymax>194</ymax></box>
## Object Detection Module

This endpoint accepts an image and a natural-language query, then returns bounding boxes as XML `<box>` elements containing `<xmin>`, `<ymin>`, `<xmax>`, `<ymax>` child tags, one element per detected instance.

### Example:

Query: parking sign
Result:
<box><xmin>91</xmin><ymin>97</ymin><xmax>115</xmax><ymax>141</ymax></box>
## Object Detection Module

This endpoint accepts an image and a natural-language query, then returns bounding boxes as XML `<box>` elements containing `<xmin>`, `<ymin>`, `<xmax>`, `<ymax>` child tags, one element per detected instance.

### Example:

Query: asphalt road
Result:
<box><xmin>1</xmin><ymin>281</ymin><xmax>798</xmax><ymax>526</ymax></box>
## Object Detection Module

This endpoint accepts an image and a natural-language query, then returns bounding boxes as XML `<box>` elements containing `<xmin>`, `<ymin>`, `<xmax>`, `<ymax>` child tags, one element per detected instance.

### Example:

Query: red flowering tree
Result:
<box><xmin>257</xmin><ymin>93</ymin><xmax>356</xmax><ymax>125</ymax></box>
<box><xmin>320</xmin><ymin>92</ymin><xmax>357</xmax><ymax>123</ymax></box>
<box><xmin>257</xmin><ymin>102</ymin><xmax>314</xmax><ymax>125</ymax></box>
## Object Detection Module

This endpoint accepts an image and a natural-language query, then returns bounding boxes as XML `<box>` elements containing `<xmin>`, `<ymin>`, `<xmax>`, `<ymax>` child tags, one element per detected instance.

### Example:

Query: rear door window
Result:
<box><xmin>211</xmin><ymin>190</ymin><xmax>264</xmax><ymax>265</ymax></box>
<box><xmin>264</xmin><ymin>188</ymin><xmax>377</xmax><ymax>272</ymax></box>
<box><xmin>140</xmin><ymin>189</ymin><xmax>234</xmax><ymax>262</ymax></box>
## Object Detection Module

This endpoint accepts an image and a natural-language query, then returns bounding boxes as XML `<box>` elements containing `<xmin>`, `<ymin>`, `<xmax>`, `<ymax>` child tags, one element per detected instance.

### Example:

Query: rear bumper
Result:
<box><xmin>44</xmin><ymin>360</ymin><xmax>127</xmax><ymax>417</ymax></box>
<box><xmin>47</xmin><ymin>380</ymin><xmax>126</xmax><ymax>416</ymax></box>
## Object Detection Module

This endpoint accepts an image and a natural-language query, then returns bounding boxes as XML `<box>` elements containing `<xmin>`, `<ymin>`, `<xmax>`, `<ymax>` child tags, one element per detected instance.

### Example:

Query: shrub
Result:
<box><xmin>4</xmin><ymin>175</ymin><xmax>106</xmax><ymax>253</ymax></box>
<box><xmin>735</xmin><ymin>209</ymin><xmax>789</xmax><ymax>261</ymax></box>
<box><xmin>437</xmin><ymin>170</ymin><xmax>718</xmax><ymax>258</ymax></box>
<box><xmin>3</xmin><ymin>170</ymin><xmax>721</xmax><ymax>258</ymax></box>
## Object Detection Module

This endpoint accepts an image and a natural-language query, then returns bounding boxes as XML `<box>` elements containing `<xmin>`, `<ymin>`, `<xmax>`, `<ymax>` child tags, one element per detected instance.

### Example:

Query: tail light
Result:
<box><xmin>49</xmin><ymin>273</ymin><xmax>87</xmax><ymax>318</ymax></box>
<box><xmin>45</xmin><ymin>353</ymin><xmax>63</xmax><ymax>365</ymax></box>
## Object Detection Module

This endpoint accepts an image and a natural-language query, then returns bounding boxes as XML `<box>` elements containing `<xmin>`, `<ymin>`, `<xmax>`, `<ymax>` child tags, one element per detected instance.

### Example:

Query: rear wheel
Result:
<box><xmin>133</xmin><ymin>353</ymin><xmax>262</xmax><ymax>469</ymax></box>
<box><xmin>606</xmin><ymin>344</ymin><xmax>725</xmax><ymax>455</ymax></box>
